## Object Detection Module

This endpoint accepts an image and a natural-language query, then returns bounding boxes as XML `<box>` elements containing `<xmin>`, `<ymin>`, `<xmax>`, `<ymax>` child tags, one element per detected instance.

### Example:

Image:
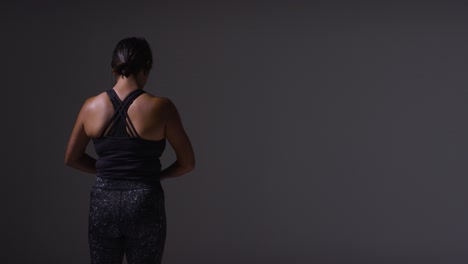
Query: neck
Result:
<box><xmin>113</xmin><ymin>75</ymin><xmax>142</xmax><ymax>92</ymax></box>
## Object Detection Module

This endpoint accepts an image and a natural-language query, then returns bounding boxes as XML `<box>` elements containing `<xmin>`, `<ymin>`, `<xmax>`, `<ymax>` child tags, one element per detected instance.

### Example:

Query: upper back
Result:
<box><xmin>83</xmin><ymin>88</ymin><xmax>167</xmax><ymax>141</ymax></box>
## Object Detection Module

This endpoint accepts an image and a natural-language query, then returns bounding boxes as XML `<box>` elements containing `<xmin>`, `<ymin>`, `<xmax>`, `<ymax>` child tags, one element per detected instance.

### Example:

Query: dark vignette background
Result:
<box><xmin>1</xmin><ymin>0</ymin><xmax>468</xmax><ymax>263</ymax></box>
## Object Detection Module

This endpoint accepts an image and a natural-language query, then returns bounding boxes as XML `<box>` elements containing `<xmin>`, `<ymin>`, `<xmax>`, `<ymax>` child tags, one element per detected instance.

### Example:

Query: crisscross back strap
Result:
<box><xmin>100</xmin><ymin>88</ymin><xmax>146</xmax><ymax>138</ymax></box>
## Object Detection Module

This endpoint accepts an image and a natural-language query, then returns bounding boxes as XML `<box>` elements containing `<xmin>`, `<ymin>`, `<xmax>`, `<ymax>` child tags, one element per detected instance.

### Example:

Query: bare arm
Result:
<box><xmin>64</xmin><ymin>98</ymin><xmax>97</xmax><ymax>174</ymax></box>
<box><xmin>160</xmin><ymin>98</ymin><xmax>195</xmax><ymax>180</ymax></box>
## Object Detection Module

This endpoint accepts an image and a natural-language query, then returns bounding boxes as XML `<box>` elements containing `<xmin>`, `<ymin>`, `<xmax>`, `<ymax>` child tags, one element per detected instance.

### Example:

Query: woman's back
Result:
<box><xmin>83</xmin><ymin>88</ymin><xmax>167</xmax><ymax>141</ymax></box>
<box><xmin>85</xmin><ymin>87</ymin><xmax>169</xmax><ymax>181</ymax></box>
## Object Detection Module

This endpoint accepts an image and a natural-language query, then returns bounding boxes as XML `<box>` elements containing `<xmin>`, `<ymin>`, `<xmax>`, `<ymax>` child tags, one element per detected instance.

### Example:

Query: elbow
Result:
<box><xmin>64</xmin><ymin>155</ymin><xmax>76</xmax><ymax>167</ymax></box>
<box><xmin>189</xmin><ymin>159</ymin><xmax>196</xmax><ymax>171</ymax></box>
<box><xmin>182</xmin><ymin>160</ymin><xmax>195</xmax><ymax>172</ymax></box>
<box><xmin>188</xmin><ymin>163</ymin><xmax>195</xmax><ymax>172</ymax></box>
<box><xmin>184</xmin><ymin>163</ymin><xmax>195</xmax><ymax>173</ymax></box>
<box><xmin>64</xmin><ymin>158</ymin><xmax>72</xmax><ymax>167</ymax></box>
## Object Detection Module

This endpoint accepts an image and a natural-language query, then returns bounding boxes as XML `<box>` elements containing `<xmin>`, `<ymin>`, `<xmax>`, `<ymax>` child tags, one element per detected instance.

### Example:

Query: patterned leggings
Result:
<box><xmin>88</xmin><ymin>177</ymin><xmax>167</xmax><ymax>264</ymax></box>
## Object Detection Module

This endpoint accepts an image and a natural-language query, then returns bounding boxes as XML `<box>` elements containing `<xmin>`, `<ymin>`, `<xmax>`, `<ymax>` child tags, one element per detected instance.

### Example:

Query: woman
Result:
<box><xmin>64</xmin><ymin>37</ymin><xmax>195</xmax><ymax>264</ymax></box>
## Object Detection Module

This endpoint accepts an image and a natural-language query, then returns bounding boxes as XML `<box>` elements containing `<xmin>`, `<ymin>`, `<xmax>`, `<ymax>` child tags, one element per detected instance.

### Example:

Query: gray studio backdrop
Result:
<box><xmin>3</xmin><ymin>1</ymin><xmax>468</xmax><ymax>263</ymax></box>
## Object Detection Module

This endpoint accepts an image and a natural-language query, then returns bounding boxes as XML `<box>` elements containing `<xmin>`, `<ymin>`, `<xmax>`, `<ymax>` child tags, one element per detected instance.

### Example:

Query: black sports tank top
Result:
<box><xmin>92</xmin><ymin>88</ymin><xmax>166</xmax><ymax>181</ymax></box>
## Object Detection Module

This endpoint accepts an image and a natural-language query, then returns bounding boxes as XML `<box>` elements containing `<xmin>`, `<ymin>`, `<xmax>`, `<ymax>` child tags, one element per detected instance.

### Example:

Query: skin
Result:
<box><xmin>64</xmin><ymin>68</ymin><xmax>195</xmax><ymax>180</ymax></box>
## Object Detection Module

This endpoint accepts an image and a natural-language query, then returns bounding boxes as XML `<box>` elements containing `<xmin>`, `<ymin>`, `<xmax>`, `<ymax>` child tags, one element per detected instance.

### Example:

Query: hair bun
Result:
<box><xmin>116</xmin><ymin>62</ymin><xmax>134</xmax><ymax>77</ymax></box>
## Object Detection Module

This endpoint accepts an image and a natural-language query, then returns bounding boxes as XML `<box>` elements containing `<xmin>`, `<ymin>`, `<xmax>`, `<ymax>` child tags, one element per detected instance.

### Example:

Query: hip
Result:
<box><xmin>91</xmin><ymin>176</ymin><xmax>164</xmax><ymax>192</ymax></box>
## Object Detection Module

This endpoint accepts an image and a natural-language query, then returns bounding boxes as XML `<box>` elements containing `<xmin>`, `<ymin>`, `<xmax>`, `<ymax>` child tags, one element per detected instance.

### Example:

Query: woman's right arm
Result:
<box><xmin>160</xmin><ymin>98</ymin><xmax>195</xmax><ymax>180</ymax></box>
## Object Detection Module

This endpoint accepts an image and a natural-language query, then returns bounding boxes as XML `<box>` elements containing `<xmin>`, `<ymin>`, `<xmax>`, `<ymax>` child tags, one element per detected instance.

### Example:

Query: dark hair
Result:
<box><xmin>111</xmin><ymin>37</ymin><xmax>153</xmax><ymax>78</ymax></box>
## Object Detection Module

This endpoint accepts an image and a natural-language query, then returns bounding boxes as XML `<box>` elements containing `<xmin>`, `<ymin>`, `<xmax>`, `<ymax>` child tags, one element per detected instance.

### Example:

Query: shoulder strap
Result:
<box><xmin>100</xmin><ymin>88</ymin><xmax>146</xmax><ymax>137</ymax></box>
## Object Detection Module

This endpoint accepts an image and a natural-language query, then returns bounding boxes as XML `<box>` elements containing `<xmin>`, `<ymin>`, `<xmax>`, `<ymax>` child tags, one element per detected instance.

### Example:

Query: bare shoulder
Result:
<box><xmin>142</xmin><ymin>92</ymin><xmax>174</xmax><ymax>113</ymax></box>
<box><xmin>143</xmin><ymin>91</ymin><xmax>169</xmax><ymax>103</ymax></box>
<box><xmin>159</xmin><ymin>97</ymin><xmax>179</xmax><ymax>119</ymax></box>
<box><xmin>78</xmin><ymin>92</ymin><xmax>112</xmax><ymax>120</ymax></box>
<box><xmin>82</xmin><ymin>92</ymin><xmax>108</xmax><ymax>111</ymax></box>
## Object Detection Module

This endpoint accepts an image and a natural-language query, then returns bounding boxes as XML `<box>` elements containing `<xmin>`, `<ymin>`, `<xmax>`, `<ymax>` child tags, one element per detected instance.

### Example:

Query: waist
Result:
<box><xmin>95</xmin><ymin>157</ymin><xmax>162</xmax><ymax>179</ymax></box>
<box><xmin>92</xmin><ymin>176</ymin><xmax>163</xmax><ymax>191</ymax></box>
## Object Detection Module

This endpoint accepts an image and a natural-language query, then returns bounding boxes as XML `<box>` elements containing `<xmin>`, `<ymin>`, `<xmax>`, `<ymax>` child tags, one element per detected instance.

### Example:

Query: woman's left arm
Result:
<box><xmin>64</xmin><ymin>99</ymin><xmax>97</xmax><ymax>174</ymax></box>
